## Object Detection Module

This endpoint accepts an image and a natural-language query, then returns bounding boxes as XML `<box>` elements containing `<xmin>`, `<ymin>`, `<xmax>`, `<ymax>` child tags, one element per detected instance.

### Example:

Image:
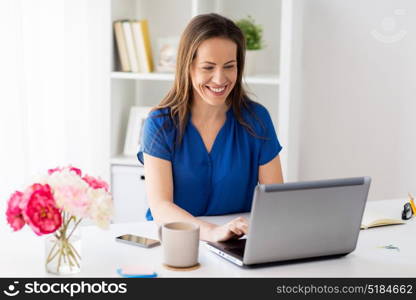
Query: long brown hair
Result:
<box><xmin>154</xmin><ymin>13</ymin><xmax>259</xmax><ymax>144</ymax></box>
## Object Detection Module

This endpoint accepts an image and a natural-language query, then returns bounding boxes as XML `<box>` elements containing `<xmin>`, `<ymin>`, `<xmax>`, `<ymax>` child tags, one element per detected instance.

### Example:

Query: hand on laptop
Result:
<box><xmin>208</xmin><ymin>216</ymin><xmax>249</xmax><ymax>242</ymax></box>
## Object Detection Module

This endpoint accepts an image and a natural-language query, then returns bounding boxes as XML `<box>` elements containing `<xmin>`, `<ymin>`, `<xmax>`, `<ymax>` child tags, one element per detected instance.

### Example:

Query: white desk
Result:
<box><xmin>1</xmin><ymin>199</ymin><xmax>415</xmax><ymax>277</ymax></box>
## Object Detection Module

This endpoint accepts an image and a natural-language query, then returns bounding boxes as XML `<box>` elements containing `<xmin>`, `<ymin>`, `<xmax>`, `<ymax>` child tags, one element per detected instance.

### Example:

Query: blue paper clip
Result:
<box><xmin>378</xmin><ymin>244</ymin><xmax>400</xmax><ymax>252</ymax></box>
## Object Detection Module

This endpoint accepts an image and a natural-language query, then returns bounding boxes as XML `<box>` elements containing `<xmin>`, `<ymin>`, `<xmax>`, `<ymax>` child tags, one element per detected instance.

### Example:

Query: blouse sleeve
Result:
<box><xmin>137</xmin><ymin>115</ymin><xmax>172</xmax><ymax>164</ymax></box>
<box><xmin>258</xmin><ymin>106</ymin><xmax>283</xmax><ymax>166</ymax></box>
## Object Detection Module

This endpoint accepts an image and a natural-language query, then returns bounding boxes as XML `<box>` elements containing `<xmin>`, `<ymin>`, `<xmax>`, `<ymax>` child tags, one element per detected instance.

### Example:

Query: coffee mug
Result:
<box><xmin>158</xmin><ymin>222</ymin><xmax>200</xmax><ymax>268</ymax></box>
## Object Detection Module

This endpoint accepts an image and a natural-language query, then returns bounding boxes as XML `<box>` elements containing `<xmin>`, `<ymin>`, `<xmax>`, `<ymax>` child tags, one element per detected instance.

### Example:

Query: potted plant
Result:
<box><xmin>235</xmin><ymin>15</ymin><xmax>264</xmax><ymax>76</ymax></box>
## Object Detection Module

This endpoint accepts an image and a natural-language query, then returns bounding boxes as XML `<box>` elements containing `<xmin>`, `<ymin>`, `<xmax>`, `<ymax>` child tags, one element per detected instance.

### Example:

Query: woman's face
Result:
<box><xmin>190</xmin><ymin>37</ymin><xmax>238</xmax><ymax>107</ymax></box>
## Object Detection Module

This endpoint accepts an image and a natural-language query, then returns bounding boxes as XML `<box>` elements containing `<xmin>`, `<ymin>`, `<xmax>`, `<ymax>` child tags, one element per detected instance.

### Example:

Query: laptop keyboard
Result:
<box><xmin>223</xmin><ymin>239</ymin><xmax>246</xmax><ymax>257</ymax></box>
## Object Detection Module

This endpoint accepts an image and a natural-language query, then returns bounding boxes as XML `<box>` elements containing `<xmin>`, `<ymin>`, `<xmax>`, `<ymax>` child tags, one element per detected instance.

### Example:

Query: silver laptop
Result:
<box><xmin>205</xmin><ymin>177</ymin><xmax>371</xmax><ymax>267</ymax></box>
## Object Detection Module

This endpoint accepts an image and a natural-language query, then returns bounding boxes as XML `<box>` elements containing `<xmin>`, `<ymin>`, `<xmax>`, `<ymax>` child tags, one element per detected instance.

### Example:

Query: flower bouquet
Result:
<box><xmin>5</xmin><ymin>166</ymin><xmax>113</xmax><ymax>275</ymax></box>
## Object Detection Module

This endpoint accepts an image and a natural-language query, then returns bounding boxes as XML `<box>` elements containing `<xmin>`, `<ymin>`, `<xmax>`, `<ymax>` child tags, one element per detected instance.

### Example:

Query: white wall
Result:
<box><xmin>297</xmin><ymin>0</ymin><xmax>416</xmax><ymax>200</ymax></box>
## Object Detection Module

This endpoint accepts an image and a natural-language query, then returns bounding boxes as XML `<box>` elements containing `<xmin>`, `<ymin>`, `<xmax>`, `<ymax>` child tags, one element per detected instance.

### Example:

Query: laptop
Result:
<box><xmin>205</xmin><ymin>177</ymin><xmax>371</xmax><ymax>267</ymax></box>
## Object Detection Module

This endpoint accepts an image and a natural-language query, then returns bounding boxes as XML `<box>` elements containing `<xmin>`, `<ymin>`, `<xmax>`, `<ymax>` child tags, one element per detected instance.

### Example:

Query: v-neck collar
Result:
<box><xmin>189</xmin><ymin>108</ymin><xmax>232</xmax><ymax>156</ymax></box>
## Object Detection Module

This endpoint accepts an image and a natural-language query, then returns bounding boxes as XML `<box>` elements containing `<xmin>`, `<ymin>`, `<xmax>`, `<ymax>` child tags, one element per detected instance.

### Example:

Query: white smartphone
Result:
<box><xmin>115</xmin><ymin>234</ymin><xmax>160</xmax><ymax>248</ymax></box>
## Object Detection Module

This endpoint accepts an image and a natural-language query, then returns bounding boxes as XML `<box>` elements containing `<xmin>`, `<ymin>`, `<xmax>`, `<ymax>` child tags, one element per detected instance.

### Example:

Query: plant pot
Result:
<box><xmin>244</xmin><ymin>49</ymin><xmax>262</xmax><ymax>76</ymax></box>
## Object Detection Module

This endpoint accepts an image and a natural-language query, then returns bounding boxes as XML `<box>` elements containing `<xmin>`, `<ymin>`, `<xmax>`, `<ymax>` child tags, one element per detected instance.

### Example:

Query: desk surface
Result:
<box><xmin>1</xmin><ymin>199</ymin><xmax>415</xmax><ymax>277</ymax></box>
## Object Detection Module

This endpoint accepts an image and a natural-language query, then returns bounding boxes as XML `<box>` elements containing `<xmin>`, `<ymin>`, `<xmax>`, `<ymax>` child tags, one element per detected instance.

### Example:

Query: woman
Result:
<box><xmin>137</xmin><ymin>13</ymin><xmax>283</xmax><ymax>243</ymax></box>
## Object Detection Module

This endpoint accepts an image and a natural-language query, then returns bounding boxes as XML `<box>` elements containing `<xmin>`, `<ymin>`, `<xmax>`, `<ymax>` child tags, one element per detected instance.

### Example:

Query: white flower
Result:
<box><xmin>39</xmin><ymin>168</ymin><xmax>113</xmax><ymax>227</ymax></box>
<box><xmin>87</xmin><ymin>188</ymin><xmax>113</xmax><ymax>229</ymax></box>
<box><xmin>43</xmin><ymin>169</ymin><xmax>91</xmax><ymax>218</ymax></box>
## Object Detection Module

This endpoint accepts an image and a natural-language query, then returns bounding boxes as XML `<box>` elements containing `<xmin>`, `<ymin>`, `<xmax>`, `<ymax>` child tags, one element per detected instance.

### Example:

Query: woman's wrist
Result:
<box><xmin>200</xmin><ymin>222</ymin><xmax>218</xmax><ymax>242</ymax></box>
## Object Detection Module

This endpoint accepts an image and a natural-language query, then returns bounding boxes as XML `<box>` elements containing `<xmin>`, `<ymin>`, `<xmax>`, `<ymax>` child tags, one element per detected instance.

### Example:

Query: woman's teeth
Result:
<box><xmin>208</xmin><ymin>86</ymin><xmax>225</xmax><ymax>92</ymax></box>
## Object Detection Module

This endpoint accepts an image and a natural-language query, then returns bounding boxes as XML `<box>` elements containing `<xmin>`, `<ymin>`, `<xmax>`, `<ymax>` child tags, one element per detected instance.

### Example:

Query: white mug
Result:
<box><xmin>158</xmin><ymin>222</ymin><xmax>200</xmax><ymax>268</ymax></box>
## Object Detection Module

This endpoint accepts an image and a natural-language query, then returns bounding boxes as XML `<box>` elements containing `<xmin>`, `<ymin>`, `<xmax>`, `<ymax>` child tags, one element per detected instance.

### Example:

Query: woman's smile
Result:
<box><xmin>205</xmin><ymin>84</ymin><xmax>228</xmax><ymax>97</ymax></box>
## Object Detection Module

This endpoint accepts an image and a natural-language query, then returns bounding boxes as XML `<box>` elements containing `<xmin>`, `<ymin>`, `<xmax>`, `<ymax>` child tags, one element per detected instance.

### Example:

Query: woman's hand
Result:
<box><xmin>207</xmin><ymin>217</ymin><xmax>249</xmax><ymax>243</ymax></box>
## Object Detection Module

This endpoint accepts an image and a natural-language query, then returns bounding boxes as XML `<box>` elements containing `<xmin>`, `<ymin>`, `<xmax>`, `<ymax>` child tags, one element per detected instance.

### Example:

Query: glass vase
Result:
<box><xmin>45</xmin><ymin>221</ymin><xmax>82</xmax><ymax>275</ymax></box>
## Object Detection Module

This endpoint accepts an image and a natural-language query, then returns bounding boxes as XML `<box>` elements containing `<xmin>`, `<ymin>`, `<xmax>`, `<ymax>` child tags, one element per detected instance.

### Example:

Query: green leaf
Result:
<box><xmin>235</xmin><ymin>15</ymin><xmax>264</xmax><ymax>50</ymax></box>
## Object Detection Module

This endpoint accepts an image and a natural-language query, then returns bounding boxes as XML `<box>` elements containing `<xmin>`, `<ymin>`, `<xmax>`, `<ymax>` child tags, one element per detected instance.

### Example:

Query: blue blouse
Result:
<box><xmin>137</xmin><ymin>100</ymin><xmax>282</xmax><ymax>220</ymax></box>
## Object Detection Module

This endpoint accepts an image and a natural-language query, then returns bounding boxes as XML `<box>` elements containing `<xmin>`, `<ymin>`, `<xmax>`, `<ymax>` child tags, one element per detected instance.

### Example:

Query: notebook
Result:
<box><xmin>360</xmin><ymin>206</ymin><xmax>405</xmax><ymax>230</ymax></box>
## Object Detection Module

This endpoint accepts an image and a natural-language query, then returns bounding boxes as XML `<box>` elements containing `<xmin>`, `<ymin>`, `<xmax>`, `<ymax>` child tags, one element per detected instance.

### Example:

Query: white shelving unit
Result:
<box><xmin>109</xmin><ymin>0</ymin><xmax>296</xmax><ymax>223</ymax></box>
<box><xmin>111</xmin><ymin>71</ymin><xmax>174</xmax><ymax>81</ymax></box>
<box><xmin>111</xmin><ymin>71</ymin><xmax>280</xmax><ymax>85</ymax></box>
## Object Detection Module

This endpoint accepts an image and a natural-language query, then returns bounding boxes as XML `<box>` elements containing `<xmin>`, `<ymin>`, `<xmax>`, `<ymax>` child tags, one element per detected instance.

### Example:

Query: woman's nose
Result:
<box><xmin>211</xmin><ymin>68</ymin><xmax>226</xmax><ymax>85</ymax></box>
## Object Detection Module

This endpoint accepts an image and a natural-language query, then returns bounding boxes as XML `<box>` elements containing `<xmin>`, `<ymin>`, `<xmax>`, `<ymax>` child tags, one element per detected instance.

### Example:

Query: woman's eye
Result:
<box><xmin>202</xmin><ymin>65</ymin><xmax>234</xmax><ymax>70</ymax></box>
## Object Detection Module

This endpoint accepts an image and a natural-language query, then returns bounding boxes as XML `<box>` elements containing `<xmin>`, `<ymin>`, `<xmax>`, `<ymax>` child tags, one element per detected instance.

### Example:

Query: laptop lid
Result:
<box><xmin>243</xmin><ymin>177</ymin><xmax>371</xmax><ymax>265</ymax></box>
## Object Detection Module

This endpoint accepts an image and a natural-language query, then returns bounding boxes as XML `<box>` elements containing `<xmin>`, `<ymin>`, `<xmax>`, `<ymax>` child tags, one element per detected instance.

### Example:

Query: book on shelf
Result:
<box><xmin>113</xmin><ymin>21</ymin><xmax>130</xmax><ymax>72</ymax></box>
<box><xmin>122</xmin><ymin>20</ymin><xmax>140</xmax><ymax>73</ymax></box>
<box><xmin>131</xmin><ymin>19</ymin><xmax>154</xmax><ymax>73</ymax></box>
<box><xmin>113</xmin><ymin>19</ymin><xmax>154</xmax><ymax>73</ymax></box>
<box><xmin>140</xmin><ymin>19</ymin><xmax>154</xmax><ymax>72</ymax></box>
<box><xmin>360</xmin><ymin>208</ymin><xmax>405</xmax><ymax>230</ymax></box>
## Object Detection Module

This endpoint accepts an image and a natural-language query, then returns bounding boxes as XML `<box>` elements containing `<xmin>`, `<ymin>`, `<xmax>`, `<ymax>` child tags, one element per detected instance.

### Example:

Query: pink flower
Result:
<box><xmin>6</xmin><ymin>166</ymin><xmax>113</xmax><ymax>237</ymax></box>
<box><xmin>53</xmin><ymin>185</ymin><xmax>91</xmax><ymax>218</ymax></box>
<box><xmin>6</xmin><ymin>191</ymin><xmax>26</xmax><ymax>231</ymax></box>
<box><xmin>48</xmin><ymin>166</ymin><xmax>82</xmax><ymax>176</ymax></box>
<box><xmin>82</xmin><ymin>175</ymin><xmax>109</xmax><ymax>192</ymax></box>
<box><xmin>22</xmin><ymin>184</ymin><xmax>62</xmax><ymax>236</ymax></box>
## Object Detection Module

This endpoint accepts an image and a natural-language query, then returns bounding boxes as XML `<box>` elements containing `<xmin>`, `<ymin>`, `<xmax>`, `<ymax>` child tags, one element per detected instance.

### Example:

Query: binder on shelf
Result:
<box><xmin>122</xmin><ymin>20</ymin><xmax>140</xmax><ymax>73</ymax></box>
<box><xmin>140</xmin><ymin>19</ymin><xmax>154</xmax><ymax>73</ymax></box>
<box><xmin>131</xmin><ymin>19</ymin><xmax>154</xmax><ymax>73</ymax></box>
<box><xmin>113</xmin><ymin>21</ymin><xmax>130</xmax><ymax>72</ymax></box>
<box><xmin>131</xmin><ymin>20</ymin><xmax>150</xmax><ymax>73</ymax></box>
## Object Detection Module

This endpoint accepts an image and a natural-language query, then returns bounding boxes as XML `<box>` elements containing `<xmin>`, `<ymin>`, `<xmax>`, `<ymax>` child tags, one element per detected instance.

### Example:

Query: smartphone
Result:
<box><xmin>115</xmin><ymin>234</ymin><xmax>160</xmax><ymax>248</ymax></box>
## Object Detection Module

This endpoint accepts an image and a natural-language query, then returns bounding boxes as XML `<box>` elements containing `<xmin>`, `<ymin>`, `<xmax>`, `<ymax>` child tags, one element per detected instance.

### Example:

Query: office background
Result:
<box><xmin>0</xmin><ymin>0</ymin><xmax>415</xmax><ymax>226</ymax></box>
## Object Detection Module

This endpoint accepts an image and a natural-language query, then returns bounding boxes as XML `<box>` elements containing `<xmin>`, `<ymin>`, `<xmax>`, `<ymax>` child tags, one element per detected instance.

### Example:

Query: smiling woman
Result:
<box><xmin>190</xmin><ymin>37</ymin><xmax>238</xmax><ymax>153</ymax></box>
<box><xmin>137</xmin><ymin>13</ymin><xmax>283</xmax><ymax>244</ymax></box>
<box><xmin>191</xmin><ymin>37</ymin><xmax>237</xmax><ymax>106</ymax></box>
